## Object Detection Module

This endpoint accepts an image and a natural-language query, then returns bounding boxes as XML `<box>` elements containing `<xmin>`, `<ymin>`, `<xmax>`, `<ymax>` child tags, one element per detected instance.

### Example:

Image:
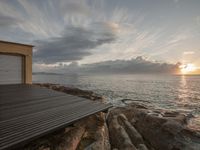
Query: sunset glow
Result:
<box><xmin>179</xmin><ymin>64</ymin><xmax>197</xmax><ymax>74</ymax></box>
<box><xmin>0</xmin><ymin>0</ymin><xmax>200</xmax><ymax>74</ymax></box>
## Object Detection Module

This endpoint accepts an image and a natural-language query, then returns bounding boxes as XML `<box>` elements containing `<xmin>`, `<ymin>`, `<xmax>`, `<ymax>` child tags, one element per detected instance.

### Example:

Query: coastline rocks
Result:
<box><xmin>108</xmin><ymin>104</ymin><xmax>200</xmax><ymax>150</ymax></box>
<box><xmin>34</xmin><ymin>83</ymin><xmax>104</xmax><ymax>102</ymax></box>
<box><xmin>108</xmin><ymin>109</ymin><xmax>149</xmax><ymax>150</ymax></box>
<box><xmin>108</xmin><ymin>115</ymin><xmax>137</xmax><ymax>150</ymax></box>
<box><xmin>57</xmin><ymin>125</ymin><xmax>86</xmax><ymax>150</ymax></box>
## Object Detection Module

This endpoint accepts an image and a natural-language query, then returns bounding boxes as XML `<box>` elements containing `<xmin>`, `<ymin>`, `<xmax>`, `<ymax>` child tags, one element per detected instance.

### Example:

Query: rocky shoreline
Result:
<box><xmin>108</xmin><ymin>103</ymin><xmax>200</xmax><ymax>150</ymax></box>
<box><xmin>21</xmin><ymin>83</ymin><xmax>200</xmax><ymax>150</ymax></box>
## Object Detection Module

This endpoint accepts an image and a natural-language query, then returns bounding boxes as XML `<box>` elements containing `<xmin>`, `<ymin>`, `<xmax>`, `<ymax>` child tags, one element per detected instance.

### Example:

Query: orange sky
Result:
<box><xmin>178</xmin><ymin>64</ymin><xmax>200</xmax><ymax>75</ymax></box>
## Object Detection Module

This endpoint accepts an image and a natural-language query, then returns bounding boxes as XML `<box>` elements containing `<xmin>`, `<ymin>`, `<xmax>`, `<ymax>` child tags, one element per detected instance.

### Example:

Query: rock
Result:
<box><xmin>77</xmin><ymin>113</ymin><xmax>110</xmax><ymax>150</ymax></box>
<box><xmin>84</xmin><ymin>123</ymin><xmax>110</xmax><ymax>150</ymax></box>
<box><xmin>129</xmin><ymin>105</ymin><xmax>200</xmax><ymax>150</ymax></box>
<box><xmin>161</xmin><ymin>120</ymin><xmax>184</xmax><ymax>134</ymax></box>
<box><xmin>135</xmin><ymin>112</ymin><xmax>200</xmax><ymax>150</ymax></box>
<box><xmin>118</xmin><ymin>114</ymin><xmax>145</xmax><ymax>147</ymax></box>
<box><xmin>108</xmin><ymin>116</ymin><xmax>137</xmax><ymax>150</ymax></box>
<box><xmin>108</xmin><ymin>103</ymin><xmax>200</xmax><ymax>150</ymax></box>
<box><xmin>34</xmin><ymin>83</ymin><xmax>105</xmax><ymax>102</ymax></box>
<box><xmin>38</xmin><ymin>146</ymin><xmax>50</xmax><ymax>150</ymax></box>
<box><xmin>57</xmin><ymin>126</ymin><xmax>86</xmax><ymax>150</ymax></box>
<box><xmin>130</xmin><ymin>118</ymin><xmax>136</xmax><ymax>125</ymax></box>
<box><xmin>121</xmin><ymin>99</ymin><xmax>151</xmax><ymax>107</ymax></box>
<box><xmin>138</xmin><ymin>144</ymin><xmax>149</xmax><ymax>150</ymax></box>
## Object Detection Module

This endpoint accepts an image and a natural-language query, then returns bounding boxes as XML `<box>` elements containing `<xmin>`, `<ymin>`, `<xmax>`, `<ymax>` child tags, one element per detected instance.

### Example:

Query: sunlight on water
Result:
<box><xmin>177</xmin><ymin>75</ymin><xmax>189</xmax><ymax>107</ymax></box>
<box><xmin>176</xmin><ymin>75</ymin><xmax>200</xmax><ymax>130</ymax></box>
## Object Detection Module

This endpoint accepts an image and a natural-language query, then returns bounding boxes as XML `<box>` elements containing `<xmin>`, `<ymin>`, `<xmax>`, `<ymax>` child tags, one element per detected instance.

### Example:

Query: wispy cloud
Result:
<box><xmin>196</xmin><ymin>16</ymin><xmax>200</xmax><ymax>26</ymax></box>
<box><xmin>183</xmin><ymin>51</ymin><xmax>195</xmax><ymax>55</ymax></box>
<box><xmin>0</xmin><ymin>0</ymin><xmax>200</xmax><ymax>70</ymax></box>
<box><xmin>173</xmin><ymin>0</ymin><xmax>179</xmax><ymax>3</ymax></box>
<box><xmin>168</xmin><ymin>33</ymin><xmax>188</xmax><ymax>45</ymax></box>
<box><xmin>0</xmin><ymin>14</ymin><xmax>22</xmax><ymax>27</ymax></box>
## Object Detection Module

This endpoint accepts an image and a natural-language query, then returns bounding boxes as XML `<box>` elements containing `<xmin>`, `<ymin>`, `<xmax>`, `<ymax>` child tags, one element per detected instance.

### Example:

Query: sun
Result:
<box><xmin>179</xmin><ymin>63</ymin><xmax>197</xmax><ymax>74</ymax></box>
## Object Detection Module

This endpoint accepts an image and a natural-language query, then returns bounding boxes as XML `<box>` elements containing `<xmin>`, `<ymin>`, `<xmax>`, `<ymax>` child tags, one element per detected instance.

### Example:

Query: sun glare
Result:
<box><xmin>179</xmin><ymin>63</ymin><xmax>197</xmax><ymax>74</ymax></box>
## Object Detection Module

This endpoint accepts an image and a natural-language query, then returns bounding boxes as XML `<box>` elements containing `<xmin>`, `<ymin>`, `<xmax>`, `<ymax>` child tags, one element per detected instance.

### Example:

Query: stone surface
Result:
<box><xmin>34</xmin><ymin>83</ymin><xmax>105</xmax><ymax>102</ymax></box>
<box><xmin>57</xmin><ymin>126</ymin><xmax>86</xmax><ymax>150</ymax></box>
<box><xmin>138</xmin><ymin>144</ymin><xmax>149</xmax><ymax>150</ymax></box>
<box><xmin>108</xmin><ymin>103</ymin><xmax>200</xmax><ymax>150</ymax></box>
<box><xmin>117</xmin><ymin>114</ymin><xmax>145</xmax><ymax>147</ymax></box>
<box><xmin>108</xmin><ymin>116</ymin><xmax>137</xmax><ymax>150</ymax></box>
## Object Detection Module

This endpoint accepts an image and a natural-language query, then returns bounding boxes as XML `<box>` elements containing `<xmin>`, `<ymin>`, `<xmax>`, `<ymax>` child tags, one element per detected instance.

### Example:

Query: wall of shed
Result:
<box><xmin>0</xmin><ymin>41</ymin><xmax>33</xmax><ymax>84</ymax></box>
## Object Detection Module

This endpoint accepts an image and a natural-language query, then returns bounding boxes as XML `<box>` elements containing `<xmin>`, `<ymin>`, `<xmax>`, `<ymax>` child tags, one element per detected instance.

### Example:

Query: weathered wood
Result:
<box><xmin>0</xmin><ymin>84</ymin><xmax>112</xmax><ymax>150</ymax></box>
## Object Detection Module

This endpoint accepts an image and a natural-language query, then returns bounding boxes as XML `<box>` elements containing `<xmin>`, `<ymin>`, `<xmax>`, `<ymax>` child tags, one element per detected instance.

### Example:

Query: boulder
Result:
<box><xmin>138</xmin><ymin>144</ymin><xmax>149</xmax><ymax>150</ymax></box>
<box><xmin>117</xmin><ymin>114</ymin><xmax>145</xmax><ymax>147</ymax></box>
<box><xmin>108</xmin><ymin>115</ymin><xmax>137</xmax><ymax>150</ymax></box>
<box><xmin>57</xmin><ymin>126</ymin><xmax>85</xmax><ymax>150</ymax></box>
<box><xmin>108</xmin><ymin>104</ymin><xmax>200</xmax><ymax>150</ymax></box>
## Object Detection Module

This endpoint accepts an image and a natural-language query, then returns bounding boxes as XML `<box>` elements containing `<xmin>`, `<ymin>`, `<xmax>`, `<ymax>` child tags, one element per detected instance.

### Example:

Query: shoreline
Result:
<box><xmin>21</xmin><ymin>83</ymin><xmax>200</xmax><ymax>150</ymax></box>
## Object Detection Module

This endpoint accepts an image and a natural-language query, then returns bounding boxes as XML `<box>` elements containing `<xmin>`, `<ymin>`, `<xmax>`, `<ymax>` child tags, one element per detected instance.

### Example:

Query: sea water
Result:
<box><xmin>33</xmin><ymin>74</ymin><xmax>200</xmax><ymax>129</ymax></box>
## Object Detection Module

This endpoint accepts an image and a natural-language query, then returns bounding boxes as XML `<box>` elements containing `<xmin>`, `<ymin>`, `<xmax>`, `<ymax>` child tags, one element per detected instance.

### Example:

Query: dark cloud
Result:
<box><xmin>81</xmin><ymin>56</ymin><xmax>180</xmax><ymax>74</ymax></box>
<box><xmin>39</xmin><ymin>56</ymin><xmax>180</xmax><ymax>74</ymax></box>
<box><xmin>60</xmin><ymin>1</ymin><xmax>89</xmax><ymax>15</ymax></box>
<box><xmin>67</xmin><ymin>56</ymin><xmax>180</xmax><ymax>74</ymax></box>
<box><xmin>0</xmin><ymin>14</ymin><xmax>20</xmax><ymax>27</ymax></box>
<box><xmin>34</xmin><ymin>22</ymin><xmax>117</xmax><ymax>64</ymax></box>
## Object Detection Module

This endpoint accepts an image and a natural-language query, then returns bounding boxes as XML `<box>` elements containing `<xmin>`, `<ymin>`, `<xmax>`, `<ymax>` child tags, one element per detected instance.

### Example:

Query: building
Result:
<box><xmin>0</xmin><ymin>40</ymin><xmax>33</xmax><ymax>84</ymax></box>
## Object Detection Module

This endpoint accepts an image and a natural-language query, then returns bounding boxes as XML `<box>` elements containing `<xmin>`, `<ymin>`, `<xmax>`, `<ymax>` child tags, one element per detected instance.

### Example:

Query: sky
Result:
<box><xmin>0</xmin><ymin>0</ymin><xmax>200</xmax><ymax>74</ymax></box>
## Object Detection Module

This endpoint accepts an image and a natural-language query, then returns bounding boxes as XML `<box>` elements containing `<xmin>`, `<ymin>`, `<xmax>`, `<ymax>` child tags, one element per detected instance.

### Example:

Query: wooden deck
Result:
<box><xmin>0</xmin><ymin>84</ymin><xmax>112</xmax><ymax>150</ymax></box>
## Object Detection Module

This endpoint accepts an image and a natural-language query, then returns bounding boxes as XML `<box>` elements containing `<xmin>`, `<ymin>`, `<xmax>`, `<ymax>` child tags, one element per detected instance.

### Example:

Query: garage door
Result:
<box><xmin>0</xmin><ymin>54</ymin><xmax>23</xmax><ymax>84</ymax></box>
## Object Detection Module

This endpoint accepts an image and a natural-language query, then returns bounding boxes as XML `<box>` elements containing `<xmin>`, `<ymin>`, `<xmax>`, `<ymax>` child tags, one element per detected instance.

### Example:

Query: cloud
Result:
<box><xmin>173</xmin><ymin>0</ymin><xmax>179</xmax><ymax>3</ymax></box>
<box><xmin>60</xmin><ymin>0</ymin><xmax>90</xmax><ymax>15</ymax></box>
<box><xmin>34</xmin><ymin>56</ymin><xmax>180</xmax><ymax>74</ymax></box>
<box><xmin>168</xmin><ymin>34</ymin><xmax>188</xmax><ymax>44</ymax></box>
<box><xmin>34</xmin><ymin>22</ymin><xmax>117</xmax><ymax>64</ymax></box>
<box><xmin>1</xmin><ymin>0</ymin><xmax>200</xmax><ymax>69</ymax></box>
<box><xmin>183</xmin><ymin>51</ymin><xmax>195</xmax><ymax>55</ymax></box>
<box><xmin>196</xmin><ymin>16</ymin><xmax>200</xmax><ymax>26</ymax></box>
<box><xmin>81</xmin><ymin>56</ymin><xmax>180</xmax><ymax>74</ymax></box>
<box><xmin>0</xmin><ymin>14</ymin><xmax>21</xmax><ymax>27</ymax></box>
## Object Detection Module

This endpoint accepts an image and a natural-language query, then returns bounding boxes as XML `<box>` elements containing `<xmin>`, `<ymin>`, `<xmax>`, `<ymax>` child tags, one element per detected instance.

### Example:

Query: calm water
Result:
<box><xmin>33</xmin><ymin>74</ymin><xmax>200</xmax><ymax>128</ymax></box>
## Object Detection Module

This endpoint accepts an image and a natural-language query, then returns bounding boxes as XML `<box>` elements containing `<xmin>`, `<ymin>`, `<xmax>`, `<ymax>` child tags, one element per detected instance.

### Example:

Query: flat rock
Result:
<box><xmin>108</xmin><ymin>104</ymin><xmax>200</xmax><ymax>150</ymax></box>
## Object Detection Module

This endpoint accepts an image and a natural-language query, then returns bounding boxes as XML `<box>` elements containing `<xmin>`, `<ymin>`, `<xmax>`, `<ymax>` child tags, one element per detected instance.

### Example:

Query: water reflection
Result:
<box><xmin>178</xmin><ymin>75</ymin><xmax>200</xmax><ymax>131</ymax></box>
<box><xmin>181</xmin><ymin>75</ymin><xmax>187</xmax><ymax>87</ymax></box>
<box><xmin>176</xmin><ymin>75</ymin><xmax>192</xmax><ymax>109</ymax></box>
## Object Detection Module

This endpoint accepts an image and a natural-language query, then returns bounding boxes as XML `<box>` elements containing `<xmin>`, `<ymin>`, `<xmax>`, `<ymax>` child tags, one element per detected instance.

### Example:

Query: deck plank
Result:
<box><xmin>0</xmin><ymin>84</ymin><xmax>112</xmax><ymax>150</ymax></box>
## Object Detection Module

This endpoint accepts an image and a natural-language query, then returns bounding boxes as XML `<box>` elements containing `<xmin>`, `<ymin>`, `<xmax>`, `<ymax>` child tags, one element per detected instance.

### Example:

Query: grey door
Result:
<box><xmin>0</xmin><ymin>54</ymin><xmax>23</xmax><ymax>84</ymax></box>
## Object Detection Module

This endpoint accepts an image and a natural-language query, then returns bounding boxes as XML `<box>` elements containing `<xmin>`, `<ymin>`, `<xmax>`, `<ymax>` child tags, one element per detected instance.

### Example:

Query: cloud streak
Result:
<box><xmin>0</xmin><ymin>14</ymin><xmax>21</xmax><ymax>27</ymax></box>
<box><xmin>34</xmin><ymin>22</ymin><xmax>117</xmax><ymax>64</ymax></box>
<box><xmin>0</xmin><ymin>0</ymin><xmax>200</xmax><ymax>69</ymax></box>
<box><xmin>183</xmin><ymin>51</ymin><xmax>195</xmax><ymax>55</ymax></box>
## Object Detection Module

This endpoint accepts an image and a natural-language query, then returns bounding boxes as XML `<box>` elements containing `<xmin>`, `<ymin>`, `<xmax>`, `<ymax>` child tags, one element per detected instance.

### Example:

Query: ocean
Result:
<box><xmin>33</xmin><ymin>74</ymin><xmax>200</xmax><ymax>129</ymax></box>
